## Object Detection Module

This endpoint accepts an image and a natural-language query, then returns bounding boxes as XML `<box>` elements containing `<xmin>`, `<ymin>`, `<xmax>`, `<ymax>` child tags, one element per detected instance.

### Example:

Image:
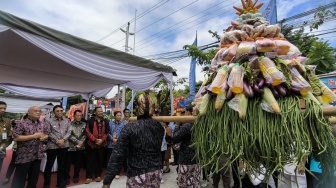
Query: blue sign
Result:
<box><xmin>189</xmin><ymin>33</ymin><xmax>197</xmax><ymax>94</ymax></box>
<box><xmin>262</xmin><ymin>0</ymin><xmax>277</xmax><ymax>24</ymax></box>
<box><xmin>320</xmin><ymin>77</ymin><xmax>336</xmax><ymax>89</ymax></box>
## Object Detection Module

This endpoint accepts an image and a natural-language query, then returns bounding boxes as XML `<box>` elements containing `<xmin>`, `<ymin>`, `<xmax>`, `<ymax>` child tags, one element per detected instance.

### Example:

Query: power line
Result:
<box><xmin>135</xmin><ymin>3</ymin><xmax>238</xmax><ymax>51</ymax></box>
<box><xmin>134</xmin><ymin>0</ymin><xmax>228</xmax><ymax>45</ymax></box>
<box><xmin>279</xmin><ymin>2</ymin><xmax>336</xmax><ymax>23</ymax></box>
<box><xmin>110</xmin><ymin>0</ymin><xmax>198</xmax><ymax>46</ymax></box>
<box><xmin>96</xmin><ymin>0</ymin><xmax>169</xmax><ymax>43</ymax></box>
<box><xmin>287</xmin><ymin>16</ymin><xmax>336</xmax><ymax>29</ymax></box>
<box><xmin>135</xmin><ymin>0</ymin><xmax>238</xmax><ymax>48</ymax></box>
<box><xmin>136</xmin><ymin>0</ymin><xmax>198</xmax><ymax>34</ymax></box>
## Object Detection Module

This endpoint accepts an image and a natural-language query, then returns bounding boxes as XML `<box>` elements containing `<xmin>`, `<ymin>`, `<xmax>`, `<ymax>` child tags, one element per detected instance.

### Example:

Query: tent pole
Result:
<box><xmin>122</xmin><ymin>84</ymin><xmax>126</xmax><ymax>118</ymax></box>
<box><xmin>131</xmin><ymin>90</ymin><xmax>135</xmax><ymax>117</ymax></box>
<box><xmin>169</xmin><ymin>81</ymin><xmax>174</xmax><ymax>116</ymax></box>
<box><xmin>116</xmin><ymin>84</ymin><xmax>120</xmax><ymax>113</ymax></box>
<box><xmin>85</xmin><ymin>98</ymin><xmax>89</xmax><ymax>120</ymax></box>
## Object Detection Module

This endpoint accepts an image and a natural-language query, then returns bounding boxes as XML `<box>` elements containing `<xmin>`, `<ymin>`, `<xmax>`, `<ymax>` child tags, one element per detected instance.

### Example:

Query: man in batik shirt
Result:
<box><xmin>65</xmin><ymin>110</ymin><xmax>86</xmax><ymax>184</ymax></box>
<box><xmin>11</xmin><ymin>106</ymin><xmax>49</xmax><ymax>188</ymax></box>
<box><xmin>44</xmin><ymin>105</ymin><xmax>72</xmax><ymax>188</ymax></box>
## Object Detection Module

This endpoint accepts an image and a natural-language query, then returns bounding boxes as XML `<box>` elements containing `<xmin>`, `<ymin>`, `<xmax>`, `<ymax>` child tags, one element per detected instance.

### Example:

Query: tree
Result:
<box><xmin>309</xmin><ymin>5</ymin><xmax>336</xmax><ymax>31</ymax></box>
<box><xmin>306</xmin><ymin>41</ymin><xmax>336</xmax><ymax>75</ymax></box>
<box><xmin>153</xmin><ymin>77</ymin><xmax>187</xmax><ymax>115</ymax></box>
<box><xmin>177</xmin><ymin>80</ymin><xmax>203</xmax><ymax>95</ymax></box>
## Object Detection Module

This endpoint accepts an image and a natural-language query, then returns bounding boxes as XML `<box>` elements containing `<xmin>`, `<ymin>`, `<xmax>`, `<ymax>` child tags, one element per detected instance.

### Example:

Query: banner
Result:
<box><xmin>262</xmin><ymin>0</ymin><xmax>277</xmax><ymax>24</ymax></box>
<box><xmin>189</xmin><ymin>33</ymin><xmax>197</xmax><ymax>94</ymax></box>
<box><xmin>127</xmin><ymin>90</ymin><xmax>137</xmax><ymax>110</ymax></box>
<box><xmin>68</xmin><ymin>102</ymin><xmax>87</xmax><ymax>120</ymax></box>
<box><xmin>62</xmin><ymin>97</ymin><xmax>68</xmax><ymax>111</ymax></box>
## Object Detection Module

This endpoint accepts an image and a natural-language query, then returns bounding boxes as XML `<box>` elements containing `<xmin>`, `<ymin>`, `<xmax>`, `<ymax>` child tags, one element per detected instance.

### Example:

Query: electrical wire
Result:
<box><xmin>136</xmin><ymin>0</ymin><xmax>199</xmax><ymax>34</ymax></box>
<box><xmin>96</xmin><ymin>0</ymin><xmax>169</xmax><ymax>43</ymax></box>
<box><xmin>135</xmin><ymin>0</ymin><xmax>239</xmax><ymax>49</ymax></box>
<box><xmin>135</xmin><ymin>6</ymin><xmax>237</xmax><ymax>51</ymax></box>
<box><xmin>134</xmin><ymin>0</ymin><xmax>228</xmax><ymax>45</ymax></box>
<box><xmin>110</xmin><ymin>0</ymin><xmax>199</xmax><ymax>46</ymax></box>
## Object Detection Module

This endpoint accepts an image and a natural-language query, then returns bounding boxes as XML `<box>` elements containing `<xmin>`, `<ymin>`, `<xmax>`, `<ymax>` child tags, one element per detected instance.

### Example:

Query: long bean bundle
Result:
<box><xmin>192</xmin><ymin>95</ymin><xmax>336</xmax><ymax>183</ymax></box>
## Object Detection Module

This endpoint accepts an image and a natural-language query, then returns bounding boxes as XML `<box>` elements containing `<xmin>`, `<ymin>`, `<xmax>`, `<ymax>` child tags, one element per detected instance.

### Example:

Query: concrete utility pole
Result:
<box><xmin>120</xmin><ymin>22</ymin><xmax>135</xmax><ymax>115</ymax></box>
<box><xmin>120</xmin><ymin>22</ymin><xmax>134</xmax><ymax>53</ymax></box>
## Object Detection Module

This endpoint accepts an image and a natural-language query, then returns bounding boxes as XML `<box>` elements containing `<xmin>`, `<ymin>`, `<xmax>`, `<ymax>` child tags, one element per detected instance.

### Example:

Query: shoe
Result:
<box><xmin>95</xmin><ymin>177</ymin><xmax>101</xmax><ymax>182</ymax></box>
<box><xmin>115</xmin><ymin>175</ymin><xmax>120</xmax><ymax>179</ymax></box>
<box><xmin>161</xmin><ymin>179</ymin><xmax>164</xmax><ymax>184</ymax></box>
<box><xmin>73</xmin><ymin>177</ymin><xmax>79</xmax><ymax>183</ymax></box>
<box><xmin>85</xmin><ymin>178</ymin><xmax>92</xmax><ymax>184</ymax></box>
<box><xmin>163</xmin><ymin>168</ymin><xmax>170</xmax><ymax>173</ymax></box>
<box><xmin>66</xmin><ymin>178</ymin><xmax>70</xmax><ymax>185</ymax></box>
<box><xmin>2</xmin><ymin>178</ymin><xmax>9</xmax><ymax>185</ymax></box>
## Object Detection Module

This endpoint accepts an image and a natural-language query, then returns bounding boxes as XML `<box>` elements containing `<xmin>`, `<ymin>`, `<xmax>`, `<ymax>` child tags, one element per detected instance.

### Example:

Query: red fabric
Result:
<box><xmin>85</xmin><ymin>120</ymin><xmax>108</xmax><ymax>148</ymax></box>
<box><xmin>0</xmin><ymin>149</ymin><xmax>126</xmax><ymax>188</ymax></box>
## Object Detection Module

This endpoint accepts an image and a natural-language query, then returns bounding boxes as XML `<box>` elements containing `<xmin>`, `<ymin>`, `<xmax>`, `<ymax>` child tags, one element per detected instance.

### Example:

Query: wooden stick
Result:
<box><xmin>322</xmin><ymin>106</ymin><xmax>336</xmax><ymax>116</ymax></box>
<box><xmin>129</xmin><ymin>106</ymin><xmax>336</xmax><ymax>123</ymax></box>
<box><xmin>330</xmin><ymin>117</ymin><xmax>336</xmax><ymax>124</ymax></box>
<box><xmin>129</xmin><ymin>116</ymin><xmax>196</xmax><ymax>123</ymax></box>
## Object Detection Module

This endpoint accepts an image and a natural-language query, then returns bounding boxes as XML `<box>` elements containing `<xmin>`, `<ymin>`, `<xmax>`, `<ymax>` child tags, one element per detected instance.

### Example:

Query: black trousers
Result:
<box><xmin>44</xmin><ymin>148</ymin><xmax>68</xmax><ymax>187</ymax></box>
<box><xmin>0</xmin><ymin>157</ymin><xmax>3</xmax><ymax>174</ymax></box>
<box><xmin>5</xmin><ymin>151</ymin><xmax>17</xmax><ymax>179</ymax></box>
<box><xmin>173</xmin><ymin>149</ymin><xmax>179</xmax><ymax>164</ymax></box>
<box><xmin>65</xmin><ymin>150</ymin><xmax>83</xmax><ymax>180</ymax></box>
<box><xmin>11</xmin><ymin>159</ymin><xmax>41</xmax><ymax>188</ymax></box>
<box><xmin>86</xmin><ymin>147</ymin><xmax>105</xmax><ymax>179</ymax></box>
<box><xmin>212</xmin><ymin>167</ymin><xmax>231</xmax><ymax>188</ymax></box>
<box><xmin>105</xmin><ymin>148</ymin><xmax>112</xmax><ymax>168</ymax></box>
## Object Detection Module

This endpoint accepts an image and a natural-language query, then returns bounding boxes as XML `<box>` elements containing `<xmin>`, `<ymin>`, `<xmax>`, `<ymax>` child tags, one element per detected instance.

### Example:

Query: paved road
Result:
<box><xmin>69</xmin><ymin>165</ymin><xmax>190</xmax><ymax>188</ymax></box>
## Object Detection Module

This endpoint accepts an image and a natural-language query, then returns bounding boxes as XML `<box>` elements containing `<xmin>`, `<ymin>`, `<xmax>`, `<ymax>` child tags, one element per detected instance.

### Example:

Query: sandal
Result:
<box><xmin>163</xmin><ymin>168</ymin><xmax>171</xmax><ymax>173</ymax></box>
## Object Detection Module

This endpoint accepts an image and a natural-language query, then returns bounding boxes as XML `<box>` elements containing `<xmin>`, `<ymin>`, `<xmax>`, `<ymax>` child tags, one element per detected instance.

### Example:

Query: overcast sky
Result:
<box><xmin>1</xmin><ymin>0</ymin><xmax>335</xmax><ymax>97</ymax></box>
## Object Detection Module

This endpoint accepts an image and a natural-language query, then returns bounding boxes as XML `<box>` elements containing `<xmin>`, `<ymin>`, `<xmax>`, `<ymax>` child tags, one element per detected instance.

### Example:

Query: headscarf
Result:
<box><xmin>136</xmin><ymin>94</ymin><xmax>155</xmax><ymax>117</ymax></box>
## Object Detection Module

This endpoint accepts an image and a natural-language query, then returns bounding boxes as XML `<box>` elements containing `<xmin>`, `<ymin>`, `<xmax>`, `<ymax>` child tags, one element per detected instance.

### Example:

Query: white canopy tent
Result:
<box><xmin>0</xmin><ymin>93</ymin><xmax>59</xmax><ymax>113</ymax></box>
<box><xmin>0</xmin><ymin>10</ymin><xmax>176</xmax><ymax>113</ymax></box>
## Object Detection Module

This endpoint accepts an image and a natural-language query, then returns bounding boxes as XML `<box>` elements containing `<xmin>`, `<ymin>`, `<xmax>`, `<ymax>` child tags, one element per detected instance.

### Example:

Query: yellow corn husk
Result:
<box><xmin>237</xmin><ymin>93</ymin><xmax>248</xmax><ymax>119</ymax></box>
<box><xmin>320</xmin><ymin>81</ymin><xmax>336</xmax><ymax>103</ymax></box>
<box><xmin>211</xmin><ymin>66</ymin><xmax>229</xmax><ymax>94</ymax></box>
<box><xmin>262</xmin><ymin>87</ymin><xmax>281</xmax><ymax>114</ymax></box>
<box><xmin>199</xmin><ymin>93</ymin><xmax>211</xmax><ymax>116</ymax></box>
<box><xmin>215</xmin><ymin>92</ymin><xmax>226</xmax><ymax>111</ymax></box>
<box><xmin>259</xmin><ymin>57</ymin><xmax>284</xmax><ymax>86</ymax></box>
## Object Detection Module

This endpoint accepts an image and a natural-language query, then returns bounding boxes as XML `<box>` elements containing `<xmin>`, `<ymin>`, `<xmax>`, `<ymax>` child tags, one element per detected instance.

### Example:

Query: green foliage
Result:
<box><xmin>306</xmin><ymin>41</ymin><xmax>336</xmax><ymax>75</ymax></box>
<box><xmin>183</xmin><ymin>45</ymin><xmax>218</xmax><ymax>67</ymax></box>
<box><xmin>103</xmin><ymin>114</ymin><xmax>113</xmax><ymax>121</ymax></box>
<box><xmin>177</xmin><ymin>81</ymin><xmax>203</xmax><ymax>95</ymax></box>
<box><xmin>4</xmin><ymin>113</ymin><xmax>24</xmax><ymax>120</ymax></box>
<box><xmin>66</xmin><ymin>95</ymin><xmax>85</xmax><ymax>110</ymax></box>
<box><xmin>208</xmin><ymin>30</ymin><xmax>221</xmax><ymax>41</ymax></box>
<box><xmin>308</xmin><ymin>5</ymin><xmax>336</xmax><ymax>31</ymax></box>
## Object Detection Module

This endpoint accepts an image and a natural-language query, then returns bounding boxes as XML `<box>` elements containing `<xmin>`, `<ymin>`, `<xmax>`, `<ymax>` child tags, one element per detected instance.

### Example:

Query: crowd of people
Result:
<box><xmin>0</xmin><ymin>94</ymin><xmax>336</xmax><ymax>188</ymax></box>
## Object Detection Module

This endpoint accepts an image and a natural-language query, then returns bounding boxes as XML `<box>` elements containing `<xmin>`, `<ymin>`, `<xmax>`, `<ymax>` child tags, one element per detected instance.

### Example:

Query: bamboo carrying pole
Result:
<box><xmin>129</xmin><ymin>106</ymin><xmax>336</xmax><ymax>123</ymax></box>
